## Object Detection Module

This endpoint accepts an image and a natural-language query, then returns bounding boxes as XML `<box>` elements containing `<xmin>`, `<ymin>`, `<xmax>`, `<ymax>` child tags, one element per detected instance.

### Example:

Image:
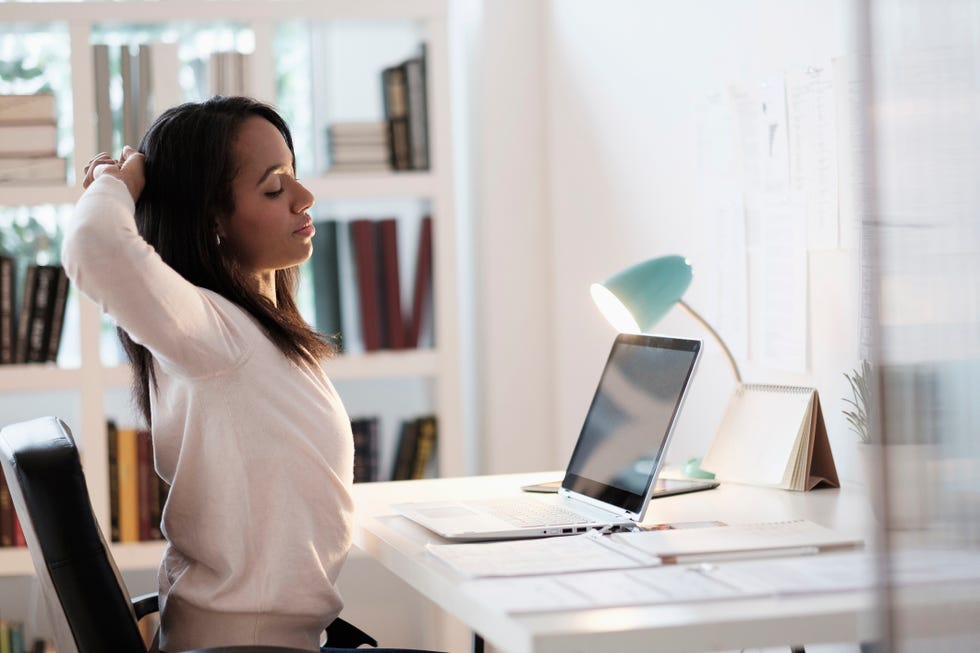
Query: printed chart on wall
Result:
<box><xmin>695</xmin><ymin>61</ymin><xmax>847</xmax><ymax>374</ymax></box>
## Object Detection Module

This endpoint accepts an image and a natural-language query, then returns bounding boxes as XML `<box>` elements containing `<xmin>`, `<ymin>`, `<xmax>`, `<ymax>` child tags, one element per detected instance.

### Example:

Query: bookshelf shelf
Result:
<box><xmin>306</xmin><ymin>172</ymin><xmax>436</xmax><ymax>199</ymax></box>
<box><xmin>0</xmin><ymin>185</ymin><xmax>80</xmax><ymax>207</ymax></box>
<box><xmin>325</xmin><ymin>349</ymin><xmax>438</xmax><ymax>379</ymax></box>
<box><xmin>0</xmin><ymin>365</ymin><xmax>82</xmax><ymax>393</ymax></box>
<box><xmin>0</xmin><ymin>548</ymin><xmax>33</xmax><ymax>577</ymax></box>
<box><xmin>0</xmin><ymin>0</ymin><xmax>466</xmax><ymax>593</ymax></box>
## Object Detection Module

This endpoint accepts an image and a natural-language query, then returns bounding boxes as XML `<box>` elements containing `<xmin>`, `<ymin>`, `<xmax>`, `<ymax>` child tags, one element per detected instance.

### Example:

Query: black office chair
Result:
<box><xmin>0</xmin><ymin>416</ymin><xmax>434</xmax><ymax>653</ymax></box>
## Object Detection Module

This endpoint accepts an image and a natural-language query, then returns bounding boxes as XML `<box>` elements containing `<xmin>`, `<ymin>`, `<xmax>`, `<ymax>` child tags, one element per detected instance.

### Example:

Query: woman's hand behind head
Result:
<box><xmin>82</xmin><ymin>145</ymin><xmax>146</xmax><ymax>203</ymax></box>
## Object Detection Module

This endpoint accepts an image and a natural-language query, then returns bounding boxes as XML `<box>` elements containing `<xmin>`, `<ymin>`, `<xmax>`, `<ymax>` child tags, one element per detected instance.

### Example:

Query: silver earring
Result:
<box><xmin>216</xmin><ymin>233</ymin><xmax>222</xmax><ymax>246</ymax></box>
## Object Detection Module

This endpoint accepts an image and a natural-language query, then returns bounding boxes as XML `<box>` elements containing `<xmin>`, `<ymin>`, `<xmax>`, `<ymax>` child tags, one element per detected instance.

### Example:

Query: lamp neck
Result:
<box><xmin>676</xmin><ymin>299</ymin><xmax>742</xmax><ymax>384</ymax></box>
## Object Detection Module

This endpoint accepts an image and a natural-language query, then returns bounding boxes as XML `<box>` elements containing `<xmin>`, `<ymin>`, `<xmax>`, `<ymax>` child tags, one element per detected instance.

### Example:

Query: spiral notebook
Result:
<box><xmin>701</xmin><ymin>384</ymin><xmax>839</xmax><ymax>491</ymax></box>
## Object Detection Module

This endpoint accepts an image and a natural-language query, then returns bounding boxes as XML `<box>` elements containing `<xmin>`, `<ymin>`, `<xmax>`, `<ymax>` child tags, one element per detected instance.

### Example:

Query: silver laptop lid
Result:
<box><xmin>560</xmin><ymin>333</ymin><xmax>702</xmax><ymax>522</ymax></box>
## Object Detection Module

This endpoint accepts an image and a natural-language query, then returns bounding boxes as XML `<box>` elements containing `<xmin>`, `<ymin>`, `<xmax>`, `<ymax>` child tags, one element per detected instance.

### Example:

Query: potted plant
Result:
<box><xmin>844</xmin><ymin>360</ymin><xmax>936</xmax><ymax>529</ymax></box>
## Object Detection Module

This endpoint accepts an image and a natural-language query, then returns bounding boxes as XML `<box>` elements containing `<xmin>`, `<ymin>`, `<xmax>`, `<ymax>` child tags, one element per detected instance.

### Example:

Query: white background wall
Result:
<box><xmin>471</xmin><ymin>0</ymin><xmax>867</xmax><ymax>488</ymax></box>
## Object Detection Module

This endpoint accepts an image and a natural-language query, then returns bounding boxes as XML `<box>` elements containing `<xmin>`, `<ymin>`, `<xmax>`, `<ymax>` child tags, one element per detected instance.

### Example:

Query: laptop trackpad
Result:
<box><xmin>417</xmin><ymin>505</ymin><xmax>481</xmax><ymax>519</ymax></box>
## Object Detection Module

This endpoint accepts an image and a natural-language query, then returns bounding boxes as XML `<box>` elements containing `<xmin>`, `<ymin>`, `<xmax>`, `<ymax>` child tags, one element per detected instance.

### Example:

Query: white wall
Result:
<box><xmin>473</xmin><ymin>0</ymin><xmax>867</xmax><ymax>482</ymax></box>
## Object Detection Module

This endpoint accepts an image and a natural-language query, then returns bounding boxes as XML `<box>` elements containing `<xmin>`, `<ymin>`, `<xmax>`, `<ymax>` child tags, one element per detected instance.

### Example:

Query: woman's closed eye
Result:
<box><xmin>265</xmin><ymin>187</ymin><xmax>284</xmax><ymax>198</ymax></box>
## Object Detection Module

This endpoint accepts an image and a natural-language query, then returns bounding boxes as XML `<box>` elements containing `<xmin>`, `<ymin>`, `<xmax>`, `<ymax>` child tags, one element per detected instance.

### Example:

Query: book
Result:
<box><xmin>107</xmin><ymin>421</ymin><xmax>120</xmax><ymax>542</ymax></box>
<box><xmin>13</xmin><ymin>264</ymin><xmax>37</xmax><ymax>364</ymax></box>
<box><xmin>349</xmin><ymin>219</ymin><xmax>385</xmax><ymax>351</ymax></box>
<box><xmin>701</xmin><ymin>384</ymin><xmax>839</xmax><ymax>491</ymax></box>
<box><xmin>404</xmin><ymin>45</ymin><xmax>429</xmax><ymax>170</ymax></box>
<box><xmin>377</xmin><ymin>218</ymin><xmax>406</xmax><ymax>349</ymax></box>
<box><xmin>390</xmin><ymin>418</ymin><xmax>419</xmax><ymax>481</ymax></box>
<box><xmin>311</xmin><ymin>219</ymin><xmax>344</xmax><ymax>347</ymax></box>
<box><xmin>381</xmin><ymin>64</ymin><xmax>411</xmax><ymax>170</ymax></box>
<box><xmin>411</xmin><ymin>416</ymin><xmax>437</xmax><ymax>479</ymax></box>
<box><xmin>116</xmin><ymin>427</ymin><xmax>140</xmax><ymax>542</ymax></box>
<box><xmin>0</xmin><ymin>156</ymin><xmax>66</xmax><ymax>184</ymax></box>
<box><xmin>0</xmin><ymin>620</ymin><xmax>9</xmax><ymax>653</ymax></box>
<box><xmin>12</xmin><ymin>510</ymin><xmax>25</xmax><ymax>547</ymax></box>
<box><xmin>121</xmin><ymin>44</ymin><xmax>138</xmax><ymax>147</ymax></box>
<box><xmin>0</xmin><ymin>255</ymin><xmax>14</xmax><ymax>364</ymax></box>
<box><xmin>136</xmin><ymin>44</ymin><xmax>152</xmax><ymax>139</ymax></box>
<box><xmin>45</xmin><ymin>267</ymin><xmax>69</xmax><ymax>363</ymax></box>
<box><xmin>351</xmin><ymin>417</ymin><xmax>379</xmax><ymax>483</ymax></box>
<box><xmin>0</xmin><ymin>123</ymin><xmax>57</xmax><ymax>157</ymax></box>
<box><xmin>8</xmin><ymin>621</ymin><xmax>23</xmax><ymax>653</ymax></box>
<box><xmin>24</xmin><ymin>265</ymin><xmax>59</xmax><ymax>363</ymax></box>
<box><xmin>92</xmin><ymin>43</ymin><xmax>113</xmax><ymax>153</ymax></box>
<box><xmin>0</xmin><ymin>470</ymin><xmax>12</xmax><ymax>547</ymax></box>
<box><xmin>390</xmin><ymin>415</ymin><xmax>438</xmax><ymax>481</ymax></box>
<box><xmin>407</xmin><ymin>216</ymin><xmax>433</xmax><ymax>348</ymax></box>
<box><xmin>137</xmin><ymin>429</ymin><xmax>153</xmax><ymax>541</ymax></box>
<box><xmin>0</xmin><ymin>93</ymin><xmax>56</xmax><ymax>122</ymax></box>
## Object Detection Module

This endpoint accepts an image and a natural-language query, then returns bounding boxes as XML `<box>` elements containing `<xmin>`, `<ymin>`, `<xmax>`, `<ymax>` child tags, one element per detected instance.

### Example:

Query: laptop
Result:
<box><xmin>393</xmin><ymin>333</ymin><xmax>703</xmax><ymax>541</ymax></box>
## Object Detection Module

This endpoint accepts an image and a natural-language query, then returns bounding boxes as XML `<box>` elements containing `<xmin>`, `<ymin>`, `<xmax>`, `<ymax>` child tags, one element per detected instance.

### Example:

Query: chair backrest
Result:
<box><xmin>0</xmin><ymin>416</ymin><xmax>147</xmax><ymax>653</ymax></box>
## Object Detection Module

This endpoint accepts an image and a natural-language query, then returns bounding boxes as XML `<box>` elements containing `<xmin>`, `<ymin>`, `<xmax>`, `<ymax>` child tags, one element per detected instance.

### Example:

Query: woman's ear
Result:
<box><xmin>214</xmin><ymin>218</ymin><xmax>228</xmax><ymax>245</ymax></box>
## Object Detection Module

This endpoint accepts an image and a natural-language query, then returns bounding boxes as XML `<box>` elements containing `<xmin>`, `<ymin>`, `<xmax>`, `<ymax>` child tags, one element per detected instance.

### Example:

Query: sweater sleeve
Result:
<box><xmin>63</xmin><ymin>175</ymin><xmax>247</xmax><ymax>377</ymax></box>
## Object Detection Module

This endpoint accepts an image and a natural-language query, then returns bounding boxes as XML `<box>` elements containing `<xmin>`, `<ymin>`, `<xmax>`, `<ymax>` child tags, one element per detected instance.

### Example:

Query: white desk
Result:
<box><xmin>351</xmin><ymin>472</ymin><xmax>884</xmax><ymax>653</ymax></box>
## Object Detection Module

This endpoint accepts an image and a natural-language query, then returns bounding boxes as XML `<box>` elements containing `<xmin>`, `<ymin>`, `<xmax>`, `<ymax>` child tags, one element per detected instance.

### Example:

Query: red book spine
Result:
<box><xmin>350</xmin><ymin>219</ymin><xmax>385</xmax><ymax>351</ymax></box>
<box><xmin>378</xmin><ymin>218</ymin><xmax>406</xmax><ymax>349</ymax></box>
<box><xmin>13</xmin><ymin>510</ymin><xmax>25</xmax><ymax>547</ymax></box>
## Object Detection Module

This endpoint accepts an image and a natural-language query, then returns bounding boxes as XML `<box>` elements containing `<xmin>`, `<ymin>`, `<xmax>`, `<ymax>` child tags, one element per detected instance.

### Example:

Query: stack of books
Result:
<box><xmin>0</xmin><ymin>93</ymin><xmax>65</xmax><ymax>185</ymax></box>
<box><xmin>326</xmin><ymin>121</ymin><xmax>390</xmax><ymax>173</ymax></box>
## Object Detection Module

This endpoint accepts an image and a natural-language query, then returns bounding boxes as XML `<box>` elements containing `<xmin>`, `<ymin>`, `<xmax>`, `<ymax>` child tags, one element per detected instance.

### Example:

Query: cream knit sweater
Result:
<box><xmin>63</xmin><ymin>176</ymin><xmax>354</xmax><ymax>652</ymax></box>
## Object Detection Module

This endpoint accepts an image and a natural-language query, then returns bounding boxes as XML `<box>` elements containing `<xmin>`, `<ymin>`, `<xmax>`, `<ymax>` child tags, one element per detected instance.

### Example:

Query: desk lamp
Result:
<box><xmin>590</xmin><ymin>254</ymin><xmax>742</xmax><ymax>383</ymax></box>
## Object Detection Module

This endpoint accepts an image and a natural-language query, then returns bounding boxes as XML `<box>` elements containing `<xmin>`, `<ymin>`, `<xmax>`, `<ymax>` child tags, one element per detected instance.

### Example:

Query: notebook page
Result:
<box><xmin>702</xmin><ymin>384</ymin><xmax>814</xmax><ymax>487</ymax></box>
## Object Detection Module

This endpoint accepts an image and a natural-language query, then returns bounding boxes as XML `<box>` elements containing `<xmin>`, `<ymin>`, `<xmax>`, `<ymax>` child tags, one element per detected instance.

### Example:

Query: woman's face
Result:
<box><xmin>219</xmin><ymin>116</ymin><xmax>315</xmax><ymax>291</ymax></box>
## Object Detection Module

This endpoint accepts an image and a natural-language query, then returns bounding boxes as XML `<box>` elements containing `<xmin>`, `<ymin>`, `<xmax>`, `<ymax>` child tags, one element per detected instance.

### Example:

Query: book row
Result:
<box><xmin>0</xmin><ymin>620</ymin><xmax>52</xmax><ymax>653</ymax></box>
<box><xmin>0</xmin><ymin>93</ymin><xmax>66</xmax><ymax>185</ymax></box>
<box><xmin>93</xmin><ymin>42</ymin><xmax>251</xmax><ymax>156</ymax></box>
<box><xmin>312</xmin><ymin>216</ymin><xmax>433</xmax><ymax>352</ymax></box>
<box><xmin>106</xmin><ymin>423</ymin><xmax>169</xmax><ymax>544</ymax></box>
<box><xmin>352</xmin><ymin>414</ymin><xmax>438</xmax><ymax>483</ymax></box>
<box><xmin>0</xmin><ymin>258</ymin><xmax>69</xmax><ymax>366</ymax></box>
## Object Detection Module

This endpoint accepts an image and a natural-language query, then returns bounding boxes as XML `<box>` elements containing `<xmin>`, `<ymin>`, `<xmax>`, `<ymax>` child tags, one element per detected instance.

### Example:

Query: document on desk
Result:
<box><xmin>457</xmin><ymin>547</ymin><xmax>980</xmax><ymax>614</ymax></box>
<box><xmin>427</xmin><ymin>520</ymin><xmax>861</xmax><ymax>578</ymax></box>
<box><xmin>609</xmin><ymin>519</ymin><xmax>863</xmax><ymax>563</ymax></box>
<box><xmin>459</xmin><ymin>550</ymin><xmax>876</xmax><ymax>614</ymax></box>
<box><xmin>426</xmin><ymin>531</ymin><xmax>660</xmax><ymax>578</ymax></box>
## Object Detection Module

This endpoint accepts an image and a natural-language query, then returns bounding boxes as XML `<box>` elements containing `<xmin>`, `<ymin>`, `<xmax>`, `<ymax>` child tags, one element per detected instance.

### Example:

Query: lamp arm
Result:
<box><xmin>676</xmin><ymin>299</ymin><xmax>742</xmax><ymax>384</ymax></box>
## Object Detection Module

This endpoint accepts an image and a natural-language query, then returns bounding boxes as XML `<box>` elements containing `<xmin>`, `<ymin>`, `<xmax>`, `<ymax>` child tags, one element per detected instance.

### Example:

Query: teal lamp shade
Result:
<box><xmin>590</xmin><ymin>255</ymin><xmax>693</xmax><ymax>332</ymax></box>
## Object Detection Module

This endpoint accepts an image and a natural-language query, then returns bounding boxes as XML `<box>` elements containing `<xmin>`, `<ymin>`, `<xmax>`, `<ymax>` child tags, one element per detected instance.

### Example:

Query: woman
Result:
<box><xmin>64</xmin><ymin>97</ymin><xmax>353</xmax><ymax>652</ymax></box>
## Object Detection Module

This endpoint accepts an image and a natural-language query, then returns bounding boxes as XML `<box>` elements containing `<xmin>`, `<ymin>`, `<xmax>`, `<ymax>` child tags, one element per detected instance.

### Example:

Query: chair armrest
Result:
<box><xmin>183</xmin><ymin>648</ymin><xmax>313</xmax><ymax>653</ymax></box>
<box><xmin>131</xmin><ymin>592</ymin><xmax>160</xmax><ymax>620</ymax></box>
<box><xmin>325</xmin><ymin>616</ymin><xmax>378</xmax><ymax>648</ymax></box>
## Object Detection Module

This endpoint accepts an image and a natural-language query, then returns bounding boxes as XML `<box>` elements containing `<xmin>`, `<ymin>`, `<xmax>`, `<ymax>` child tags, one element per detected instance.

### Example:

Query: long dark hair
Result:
<box><xmin>122</xmin><ymin>96</ymin><xmax>336</xmax><ymax>425</ymax></box>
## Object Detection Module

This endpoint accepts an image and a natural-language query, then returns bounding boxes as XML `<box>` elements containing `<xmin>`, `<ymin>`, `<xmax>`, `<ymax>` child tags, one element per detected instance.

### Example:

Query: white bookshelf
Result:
<box><xmin>0</xmin><ymin>0</ymin><xmax>465</xmax><ymax>577</ymax></box>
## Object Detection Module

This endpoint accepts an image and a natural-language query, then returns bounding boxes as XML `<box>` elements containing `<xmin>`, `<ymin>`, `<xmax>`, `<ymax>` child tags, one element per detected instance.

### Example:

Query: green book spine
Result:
<box><xmin>311</xmin><ymin>219</ymin><xmax>344</xmax><ymax>349</ymax></box>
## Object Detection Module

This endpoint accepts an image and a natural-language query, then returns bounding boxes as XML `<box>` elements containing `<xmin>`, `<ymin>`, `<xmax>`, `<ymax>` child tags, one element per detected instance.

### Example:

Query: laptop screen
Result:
<box><xmin>561</xmin><ymin>333</ymin><xmax>701</xmax><ymax>515</ymax></box>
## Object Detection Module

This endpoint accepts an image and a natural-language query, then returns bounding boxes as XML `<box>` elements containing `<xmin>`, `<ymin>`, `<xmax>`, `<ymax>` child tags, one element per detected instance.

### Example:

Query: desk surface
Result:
<box><xmin>351</xmin><ymin>472</ymin><xmax>888</xmax><ymax>653</ymax></box>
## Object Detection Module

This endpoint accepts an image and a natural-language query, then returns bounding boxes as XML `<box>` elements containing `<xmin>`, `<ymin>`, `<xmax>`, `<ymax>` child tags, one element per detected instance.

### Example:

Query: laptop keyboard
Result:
<box><xmin>472</xmin><ymin>498</ymin><xmax>594</xmax><ymax>527</ymax></box>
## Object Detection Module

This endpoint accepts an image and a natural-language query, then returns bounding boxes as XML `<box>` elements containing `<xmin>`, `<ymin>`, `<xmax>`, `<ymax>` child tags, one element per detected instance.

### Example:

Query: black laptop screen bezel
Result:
<box><xmin>560</xmin><ymin>333</ymin><xmax>702</xmax><ymax>516</ymax></box>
